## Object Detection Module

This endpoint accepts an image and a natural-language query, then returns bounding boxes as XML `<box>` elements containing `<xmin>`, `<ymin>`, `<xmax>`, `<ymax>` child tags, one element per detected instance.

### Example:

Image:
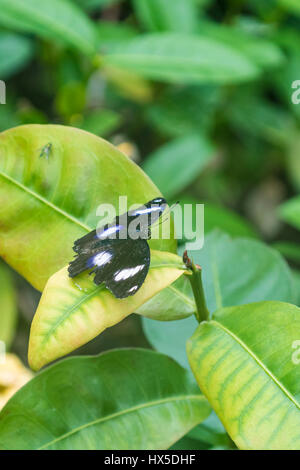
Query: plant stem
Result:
<box><xmin>183</xmin><ymin>251</ymin><xmax>210</xmax><ymax>324</ymax></box>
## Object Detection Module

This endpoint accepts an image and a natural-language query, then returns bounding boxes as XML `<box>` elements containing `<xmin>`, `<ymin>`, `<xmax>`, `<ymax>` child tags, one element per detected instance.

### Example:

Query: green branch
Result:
<box><xmin>183</xmin><ymin>251</ymin><xmax>210</xmax><ymax>324</ymax></box>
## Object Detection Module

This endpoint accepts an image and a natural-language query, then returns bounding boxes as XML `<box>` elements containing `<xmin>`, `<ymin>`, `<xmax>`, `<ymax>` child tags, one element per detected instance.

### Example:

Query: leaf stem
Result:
<box><xmin>183</xmin><ymin>251</ymin><xmax>209</xmax><ymax>324</ymax></box>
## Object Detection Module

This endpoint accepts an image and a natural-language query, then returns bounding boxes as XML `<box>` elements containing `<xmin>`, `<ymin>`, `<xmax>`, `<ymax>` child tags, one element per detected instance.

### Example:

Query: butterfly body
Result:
<box><xmin>68</xmin><ymin>197</ymin><xmax>167</xmax><ymax>298</ymax></box>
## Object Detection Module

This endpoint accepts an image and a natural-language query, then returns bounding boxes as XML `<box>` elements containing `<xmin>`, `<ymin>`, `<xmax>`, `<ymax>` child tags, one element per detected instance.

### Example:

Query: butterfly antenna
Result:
<box><xmin>151</xmin><ymin>201</ymin><xmax>179</xmax><ymax>228</ymax></box>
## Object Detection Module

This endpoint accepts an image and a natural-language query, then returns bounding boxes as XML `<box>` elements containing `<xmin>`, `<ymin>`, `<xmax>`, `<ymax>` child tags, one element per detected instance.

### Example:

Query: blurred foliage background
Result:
<box><xmin>0</xmin><ymin>0</ymin><xmax>300</xmax><ymax>449</ymax></box>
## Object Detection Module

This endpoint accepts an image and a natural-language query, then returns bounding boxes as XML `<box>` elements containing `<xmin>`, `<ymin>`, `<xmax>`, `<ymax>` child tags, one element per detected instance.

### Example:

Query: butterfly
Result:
<box><xmin>68</xmin><ymin>197</ymin><xmax>168</xmax><ymax>299</ymax></box>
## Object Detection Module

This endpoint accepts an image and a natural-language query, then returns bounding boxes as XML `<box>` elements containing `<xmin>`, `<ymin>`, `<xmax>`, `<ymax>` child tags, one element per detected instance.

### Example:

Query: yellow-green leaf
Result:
<box><xmin>0</xmin><ymin>263</ymin><xmax>17</xmax><ymax>348</ymax></box>
<box><xmin>0</xmin><ymin>124</ymin><xmax>175</xmax><ymax>291</ymax></box>
<box><xmin>187</xmin><ymin>301</ymin><xmax>300</xmax><ymax>450</ymax></box>
<box><xmin>29</xmin><ymin>250</ymin><xmax>187</xmax><ymax>371</ymax></box>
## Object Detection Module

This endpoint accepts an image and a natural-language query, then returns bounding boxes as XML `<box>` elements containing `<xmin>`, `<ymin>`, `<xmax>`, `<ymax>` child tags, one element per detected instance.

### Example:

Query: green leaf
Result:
<box><xmin>0</xmin><ymin>33</ymin><xmax>34</xmax><ymax>79</ymax></box>
<box><xmin>146</xmin><ymin>84</ymin><xmax>221</xmax><ymax>138</ymax></box>
<box><xmin>228</xmin><ymin>92</ymin><xmax>295</xmax><ymax>146</ymax></box>
<box><xmin>188</xmin><ymin>231</ymin><xmax>296</xmax><ymax>311</ymax></box>
<box><xmin>198</xmin><ymin>21</ymin><xmax>284</xmax><ymax>69</ymax></box>
<box><xmin>132</xmin><ymin>0</ymin><xmax>199</xmax><ymax>33</ymax></box>
<box><xmin>293</xmin><ymin>270</ymin><xmax>300</xmax><ymax>306</ymax></box>
<box><xmin>170</xmin><ymin>436</ymin><xmax>210</xmax><ymax>450</ymax></box>
<box><xmin>143</xmin><ymin>134</ymin><xmax>214</xmax><ymax>199</ymax></box>
<box><xmin>28</xmin><ymin>250</ymin><xmax>187</xmax><ymax>370</ymax></box>
<box><xmin>278</xmin><ymin>0</ymin><xmax>300</xmax><ymax>15</ymax></box>
<box><xmin>279</xmin><ymin>196</ymin><xmax>300</xmax><ymax>231</ymax></box>
<box><xmin>273</xmin><ymin>241</ymin><xmax>300</xmax><ymax>263</ymax></box>
<box><xmin>187</xmin><ymin>301</ymin><xmax>300</xmax><ymax>450</ymax></box>
<box><xmin>0</xmin><ymin>263</ymin><xmax>17</xmax><ymax>348</ymax></box>
<box><xmin>76</xmin><ymin>0</ymin><xmax>121</xmax><ymax>11</ymax></box>
<box><xmin>173</xmin><ymin>198</ymin><xmax>257</xmax><ymax>244</ymax></box>
<box><xmin>0</xmin><ymin>104</ymin><xmax>20</xmax><ymax>132</ymax></box>
<box><xmin>104</xmin><ymin>33</ymin><xmax>260</xmax><ymax>85</ymax></box>
<box><xmin>55</xmin><ymin>82</ymin><xmax>86</xmax><ymax>118</ymax></box>
<box><xmin>143</xmin><ymin>231</ymin><xmax>296</xmax><ymax>369</ymax></box>
<box><xmin>204</xmin><ymin>203</ymin><xmax>257</xmax><ymax>238</ymax></box>
<box><xmin>143</xmin><ymin>315</ymin><xmax>197</xmax><ymax>369</ymax></box>
<box><xmin>0</xmin><ymin>349</ymin><xmax>211</xmax><ymax>450</ymax></box>
<box><xmin>136</xmin><ymin>197</ymin><xmax>256</xmax><ymax>323</ymax></box>
<box><xmin>273</xmin><ymin>30</ymin><xmax>300</xmax><ymax>121</ymax></box>
<box><xmin>76</xmin><ymin>109</ymin><xmax>122</xmax><ymax>137</ymax></box>
<box><xmin>285</xmin><ymin>133</ymin><xmax>300</xmax><ymax>192</ymax></box>
<box><xmin>97</xmin><ymin>22</ymin><xmax>138</xmax><ymax>50</ymax></box>
<box><xmin>0</xmin><ymin>0</ymin><xmax>97</xmax><ymax>54</ymax></box>
<box><xmin>0</xmin><ymin>124</ymin><xmax>176</xmax><ymax>291</ymax></box>
<box><xmin>136</xmin><ymin>274</ymin><xmax>195</xmax><ymax>321</ymax></box>
<box><xmin>188</xmin><ymin>412</ymin><xmax>234</xmax><ymax>448</ymax></box>
<box><xmin>103</xmin><ymin>64</ymin><xmax>154</xmax><ymax>103</ymax></box>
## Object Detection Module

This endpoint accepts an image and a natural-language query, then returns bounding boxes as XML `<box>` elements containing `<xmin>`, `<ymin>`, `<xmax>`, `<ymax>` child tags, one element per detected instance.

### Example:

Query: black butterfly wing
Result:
<box><xmin>72</xmin><ymin>217</ymin><xmax>126</xmax><ymax>255</ymax></box>
<box><xmin>68</xmin><ymin>237</ymin><xmax>150</xmax><ymax>299</ymax></box>
<box><xmin>96</xmin><ymin>238</ymin><xmax>150</xmax><ymax>298</ymax></box>
<box><xmin>72</xmin><ymin>229</ymin><xmax>97</xmax><ymax>254</ymax></box>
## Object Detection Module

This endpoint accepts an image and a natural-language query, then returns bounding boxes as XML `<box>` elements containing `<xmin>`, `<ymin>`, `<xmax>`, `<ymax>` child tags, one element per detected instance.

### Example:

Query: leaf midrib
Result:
<box><xmin>41</xmin><ymin>263</ymin><xmax>186</xmax><ymax>347</ymax></box>
<box><xmin>212</xmin><ymin>320</ymin><xmax>300</xmax><ymax>411</ymax></box>
<box><xmin>106</xmin><ymin>54</ymin><xmax>246</xmax><ymax>71</ymax></box>
<box><xmin>168</xmin><ymin>284</ymin><xmax>195</xmax><ymax>309</ymax></box>
<box><xmin>41</xmin><ymin>283</ymin><xmax>106</xmax><ymax>346</ymax></box>
<box><xmin>0</xmin><ymin>169</ymin><xmax>91</xmax><ymax>232</ymax></box>
<box><xmin>38</xmin><ymin>394</ymin><xmax>205</xmax><ymax>450</ymax></box>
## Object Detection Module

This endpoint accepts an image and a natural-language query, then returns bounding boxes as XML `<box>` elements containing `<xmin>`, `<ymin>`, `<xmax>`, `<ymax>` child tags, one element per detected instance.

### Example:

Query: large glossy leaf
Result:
<box><xmin>0</xmin><ymin>33</ymin><xmax>34</xmax><ymax>79</ymax></box>
<box><xmin>28</xmin><ymin>250</ymin><xmax>187</xmax><ymax>371</ymax></box>
<box><xmin>0</xmin><ymin>124</ymin><xmax>175</xmax><ymax>291</ymax></box>
<box><xmin>0</xmin><ymin>349</ymin><xmax>211</xmax><ymax>450</ymax></box>
<box><xmin>132</xmin><ymin>0</ymin><xmax>198</xmax><ymax>33</ymax></box>
<box><xmin>0</xmin><ymin>264</ymin><xmax>17</xmax><ymax>349</ymax></box>
<box><xmin>143</xmin><ymin>231</ymin><xmax>296</xmax><ymax>369</ymax></box>
<box><xmin>104</xmin><ymin>33</ymin><xmax>260</xmax><ymax>84</ymax></box>
<box><xmin>279</xmin><ymin>196</ymin><xmax>300</xmax><ymax>231</ymax></box>
<box><xmin>187</xmin><ymin>301</ymin><xmax>300</xmax><ymax>450</ymax></box>
<box><xmin>0</xmin><ymin>0</ymin><xmax>97</xmax><ymax>54</ymax></box>
<box><xmin>143</xmin><ymin>134</ymin><xmax>215</xmax><ymax>199</ymax></box>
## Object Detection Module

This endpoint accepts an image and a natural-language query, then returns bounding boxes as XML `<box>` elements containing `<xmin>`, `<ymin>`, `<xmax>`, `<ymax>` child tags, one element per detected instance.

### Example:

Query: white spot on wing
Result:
<box><xmin>114</xmin><ymin>265</ymin><xmax>144</xmax><ymax>281</ymax></box>
<box><xmin>128</xmin><ymin>285</ymin><xmax>138</xmax><ymax>293</ymax></box>
<box><xmin>93</xmin><ymin>251</ymin><xmax>112</xmax><ymax>266</ymax></box>
<box><xmin>98</xmin><ymin>225</ymin><xmax>123</xmax><ymax>239</ymax></box>
<box><xmin>132</xmin><ymin>207</ymin><xmax>161</xmax><ymax>215</ymax></box>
